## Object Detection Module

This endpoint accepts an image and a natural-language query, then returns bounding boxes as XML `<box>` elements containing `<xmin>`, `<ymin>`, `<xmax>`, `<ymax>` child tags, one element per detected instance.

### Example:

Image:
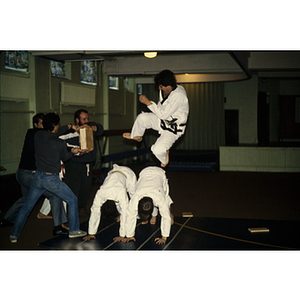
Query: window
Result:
<box><xmin>50</xmin><ymin>60</ymin><xmax>66</xmax><ymax>78</ymax></box>
<box><xmin>81</xmin><ymin>61</ymin><xmax>97</xmax><ymax>85</ymax></box>
<box><xmin>109</xmin><ymin>76</ymin><xmax>119</xmax><ymax>90</ymax></box>
<box><xmin>5</xmin><ymin>51</ymin><xmax>29</xmax><ymax>72</ymax></box>
<box><xmin>124</xmin><ymin>77</ymin><xmax>134</xmax><ymax>92</ymax></box>
<box><xmin>137</xmin><ymin>84</ymin><xmax>142</xmax><ymax>95</ymax></box>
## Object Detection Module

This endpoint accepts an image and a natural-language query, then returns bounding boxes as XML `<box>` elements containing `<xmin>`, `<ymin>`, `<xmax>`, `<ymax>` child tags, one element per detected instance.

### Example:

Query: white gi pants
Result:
<box><xmin>131</xmin><ymin>112</ymin><xmax>183</xmax><ymax>164</ymax></box>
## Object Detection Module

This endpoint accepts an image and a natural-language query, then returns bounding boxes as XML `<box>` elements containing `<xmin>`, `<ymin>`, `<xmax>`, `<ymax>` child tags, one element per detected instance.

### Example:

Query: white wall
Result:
<box><xmin>220</xmin><ymin>146</ymin><xmax>300</xmax><ymax>172</ymax></box>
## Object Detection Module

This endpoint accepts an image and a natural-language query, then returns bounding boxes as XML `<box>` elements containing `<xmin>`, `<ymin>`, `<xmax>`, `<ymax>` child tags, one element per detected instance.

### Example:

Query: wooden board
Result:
<box><xmin>79</xmin><ymin>128</ymin><xmax>94</xmax><ymax>150</ymax></box>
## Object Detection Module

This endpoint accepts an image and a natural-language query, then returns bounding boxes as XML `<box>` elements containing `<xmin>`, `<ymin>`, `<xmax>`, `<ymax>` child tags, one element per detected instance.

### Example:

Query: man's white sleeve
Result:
<box><xmin>125</xmin><ymin>195</ymin><xmax>139</xmax><ymax>238</ymax></box>
<box><xmin>158</xmin><ymin>200</ymin><xmax>171</xmax><ymax>237</ymax></box>
<box><xmin>118</xmin><ymin>196</ymin><xmax>128</xmax><ymax>237</ymax></box>
<box><xmin>126</xmin><ymin>173</ymin><xmax>137</xmax><ymax>199</ymax></box>
<box><xmin>88</xmin><ymin>189</ymin><xmax>106</xmax><ymax>235</ymax></box>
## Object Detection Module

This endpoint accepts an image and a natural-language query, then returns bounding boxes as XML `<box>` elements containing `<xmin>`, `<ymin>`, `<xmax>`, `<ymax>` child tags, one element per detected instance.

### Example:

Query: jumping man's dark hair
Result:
<box><xmin>154</xmin><ymin>69</ymin><xmax>177</xmax><ymax>89</ymax></box>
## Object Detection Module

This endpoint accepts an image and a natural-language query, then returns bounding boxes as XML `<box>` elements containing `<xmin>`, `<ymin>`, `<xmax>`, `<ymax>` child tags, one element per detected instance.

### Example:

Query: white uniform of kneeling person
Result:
<box><xmin>83</xmin><ymin>164</ymin><xmax>137</xmax><ymax>242</ymax></box>
<box><xmin>124</xmin><ymin>166</ymin><xmax>173</xmax><ymax>245</ymax></box>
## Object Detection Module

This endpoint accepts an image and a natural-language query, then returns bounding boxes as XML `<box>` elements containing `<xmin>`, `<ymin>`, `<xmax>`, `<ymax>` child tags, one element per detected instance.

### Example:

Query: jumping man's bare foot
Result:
<box><xmin>150</xmin><ymin>216</ymin><xmax>157</xmax><ymax>225</ymax></box>
<box><xmin>123</xmin><ymin>132</ymin><xmax>143</xmax><ymax>142</ymax></box>
<box><xmin>161</xmin><ymin>150</ymin><xmax>170</xmax><ymax>168</ymax></box>
<box><xmin>141</xmin><ymin>220</ymin><xmax>148</xmax><ymax>225</ymax></box>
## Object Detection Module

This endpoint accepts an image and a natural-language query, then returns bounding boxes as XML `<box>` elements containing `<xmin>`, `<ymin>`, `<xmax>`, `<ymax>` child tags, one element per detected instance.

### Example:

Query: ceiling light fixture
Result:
<box><xmin>144</xmin><ymin>52</ymin><xmax>157</xmax><ymax>59</ymax></box>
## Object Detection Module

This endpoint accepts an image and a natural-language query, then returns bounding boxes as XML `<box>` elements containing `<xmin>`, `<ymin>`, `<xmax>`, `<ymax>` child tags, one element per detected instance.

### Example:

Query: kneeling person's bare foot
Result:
<box><xmin>150</xmin><ymin>216</ymin><xmax>157</xmax><ymax>225</ymax></box>
<box><xmin>123</xmin><ymin>132</ymin><xmax>143</xmax><ymax>142</ymax></box>
<box><xmin>62</xmin><ymin>223</ymin><xmax>69</xmax><ymax>230</ymax></box>
<box><xmin>37</xmin><ymin>212</ymin><xmax>52</xmax><ymax>219</ymax></box>
<box><xmin>171</xmin><ymin>213</ymin><xmax>174</xmax><ymax>225</ymax></box>
<box><xmin>141</xmin><ymin>220</ymin><xmax>148</xmax><ymax>225</ymax></box>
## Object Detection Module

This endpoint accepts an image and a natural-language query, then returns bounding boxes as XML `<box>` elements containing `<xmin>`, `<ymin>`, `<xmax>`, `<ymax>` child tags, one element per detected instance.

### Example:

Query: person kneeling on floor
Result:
<box><xmin>122</xmin><ymin>166</ymin><xmax>174</xmax><ymax>245</ymax></box>
<box><xmin>82</xmin><ymin>164</ymin><xmax>137</xmax><ymax>243</ymax></box>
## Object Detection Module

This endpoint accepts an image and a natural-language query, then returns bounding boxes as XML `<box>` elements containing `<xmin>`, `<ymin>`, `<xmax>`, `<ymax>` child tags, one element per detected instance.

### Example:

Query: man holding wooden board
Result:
<box><xmin>57</xmin><ymin>109</ymin><xmax>104</xmax><ymax>215</ymax></box>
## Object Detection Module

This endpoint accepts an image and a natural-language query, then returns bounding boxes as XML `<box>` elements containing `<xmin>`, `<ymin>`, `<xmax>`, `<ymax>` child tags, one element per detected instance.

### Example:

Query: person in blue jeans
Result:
<box><xmin>10</xmin><ymin>113</ymin><xmax>87</xmax><ymax>243</ymax></box>
<box><xmin>1</xmin><ymin>113</ymin><xmax>68</xmax><ymax>235</ymax></box>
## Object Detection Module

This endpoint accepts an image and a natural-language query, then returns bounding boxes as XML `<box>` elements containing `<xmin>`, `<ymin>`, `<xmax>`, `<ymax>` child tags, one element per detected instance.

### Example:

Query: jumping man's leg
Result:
<box><xmin>123</xmin><ymin>112</ymin><xmax>160</xmax><ymax>143</ymax></box>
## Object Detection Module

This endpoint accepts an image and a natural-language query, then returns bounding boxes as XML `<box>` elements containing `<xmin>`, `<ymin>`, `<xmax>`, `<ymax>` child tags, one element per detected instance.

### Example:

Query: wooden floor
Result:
<box><xmin>38</xmin><ymin>216</ymin><xmax>300</xmax><ymax>250</ymax></box>
<box><xmin>1</xmin><ymin>167</ymin><xmax>300</xmax><ymax>250</ymax></box>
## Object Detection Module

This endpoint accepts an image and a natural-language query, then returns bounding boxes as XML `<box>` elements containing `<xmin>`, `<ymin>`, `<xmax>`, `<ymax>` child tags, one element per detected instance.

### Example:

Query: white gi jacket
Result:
<box><xmin>88</xmin><ymin>164</ymin><xmax>137</xmax><ymax>237</ymax></box>
<box><xmin>148</xmin><ymin>85</ymin><xmax>189</xmax><ymax>135</ymax></box>
<box><xmin>125</xmin><ymin>166</ymin><xmax>173</xmax><ymax>238</ymax></box>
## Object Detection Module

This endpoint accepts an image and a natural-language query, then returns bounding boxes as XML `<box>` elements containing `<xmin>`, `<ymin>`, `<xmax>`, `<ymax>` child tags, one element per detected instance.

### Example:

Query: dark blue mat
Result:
<box><xmin>39</xmin><ymin>217</ymin><xmax>300</xmax><ymax>250</ymax></box>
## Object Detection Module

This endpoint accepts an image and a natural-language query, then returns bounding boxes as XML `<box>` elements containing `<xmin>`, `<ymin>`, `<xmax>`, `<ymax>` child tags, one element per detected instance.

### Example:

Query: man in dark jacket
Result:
<box><xmin>1</xmin><ymin>113</ymin><xmax>69</xmax><ymax>236</ymax></box>
<box><xmin>10</xmin><ymin>113</ymin><xmax>87</xmax><ymax>243</ymax></box>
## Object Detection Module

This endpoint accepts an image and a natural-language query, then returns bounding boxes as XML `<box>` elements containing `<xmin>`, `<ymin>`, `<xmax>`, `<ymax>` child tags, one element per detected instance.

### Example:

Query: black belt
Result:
<box><xmin>160</xmin><ymin>120</ymin><xmax>186</xmax><ymax>135</ymax></box>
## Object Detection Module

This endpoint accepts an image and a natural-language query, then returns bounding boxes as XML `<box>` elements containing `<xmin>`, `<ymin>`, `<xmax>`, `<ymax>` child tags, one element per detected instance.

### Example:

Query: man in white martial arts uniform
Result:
<box><xmin>123</xmin><ymin>69</ymin><xmax>189</xmax><ymax>168</ymax></box>
<box><xmin>83</xmin><ymin>164</ymin><xmax>137</xmax><ymax>242</ymax></box>
<box><xmin>123</xmin><ymin>166</ymin><xmax>174</xmax><ymax>245</ymax></box>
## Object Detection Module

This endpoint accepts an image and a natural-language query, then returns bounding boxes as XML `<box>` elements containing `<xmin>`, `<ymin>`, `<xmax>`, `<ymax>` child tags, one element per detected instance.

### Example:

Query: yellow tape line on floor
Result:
<box><xmin>174</xmin><ymin>221</ymin><xmax>296</xmax><ymax>250</ymax></box>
